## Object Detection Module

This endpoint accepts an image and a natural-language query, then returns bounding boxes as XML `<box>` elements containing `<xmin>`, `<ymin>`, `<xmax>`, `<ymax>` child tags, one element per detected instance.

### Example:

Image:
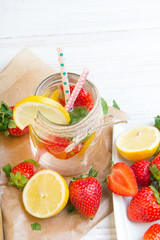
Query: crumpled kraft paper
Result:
<box><xmin>0</xmin><ymin>48</ymin><xmax>129</xmax><ymax>240</ymax></box>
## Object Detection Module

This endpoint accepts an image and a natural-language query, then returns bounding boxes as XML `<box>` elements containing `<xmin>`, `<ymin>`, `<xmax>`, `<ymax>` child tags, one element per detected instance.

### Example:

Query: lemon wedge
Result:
<box><xmin>13</xmin><ymin>96</ymin><xmax>70</xmax><ymax>130</ymax></box>
<box><xmin>116</xmin><ymin>126</ymin><xmax>160</xmax><ymax>161</ymax></box>
<box><xmin>22</xmin><ymin>169</ymin><xmax>69</xmax><ymax>218</ymax></box>
<box><xmin>50</xmin><ymin>89</ymin><xmax>60</xmax><ymax>101</ymax></box>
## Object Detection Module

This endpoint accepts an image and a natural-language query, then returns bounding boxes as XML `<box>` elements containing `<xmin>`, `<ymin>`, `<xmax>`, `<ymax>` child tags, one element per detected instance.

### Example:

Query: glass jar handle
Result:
<box><xmin>65</xmin><ymin>115</ymin><xmax>127</xmax><ymax>153</ymax></box>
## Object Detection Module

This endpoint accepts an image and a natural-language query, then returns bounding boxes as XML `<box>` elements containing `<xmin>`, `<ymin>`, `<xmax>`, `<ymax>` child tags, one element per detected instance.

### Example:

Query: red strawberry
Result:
<box><xmin>106</xmin><ymin>162</ymin><xmax>138</xmax><ymax>197</ymax></box>
<box><xmin>143</xmin><ymin>224</ymin><xmax>160</xmax><ymax>240</ymax></box>
<box><xmin>59</xmin><ymin>85</ymin><xmax>94</xmax><ymax>111</ymax></box>
<box><xmin>2</xmin><ymin>160</ymin><xmax>37</xmax><ymax>190</ymax></box>
<box><xmin>131</xmin><ymin>160</ymin><xmax>151</xmax><ymax>187</ymax></box>
<box><xmin>8</xmin><ymin>106</ymin><xmax>29</xmax><ymax>136</ymax></box>
<box><xmin>43</xmin><ymin>135</ymin><xmax>84</xmax><ymax>159</ymax></box>
<box><xmin>128</xmin><ymin>186</ymin><xmax>160</xmax><ymax>222</ymax></box>
<box><xmin>69</xmin><ymin>168</ymin><xmax>102</xmax><ymax>219</ymax></box>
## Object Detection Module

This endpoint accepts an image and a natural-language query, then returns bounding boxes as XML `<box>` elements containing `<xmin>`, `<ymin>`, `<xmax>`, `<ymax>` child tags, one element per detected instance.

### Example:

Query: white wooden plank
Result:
<box><xmin>1</xmin><ymin>0</ymin><xmax>160</xmax><ymax>38</ymax></box>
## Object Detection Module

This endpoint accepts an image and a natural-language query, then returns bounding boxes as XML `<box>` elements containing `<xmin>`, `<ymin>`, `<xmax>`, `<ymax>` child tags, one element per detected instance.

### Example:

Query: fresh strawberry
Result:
<box><xmin>143</xmin><ymin>224</ymin><xmax>160</xmax><ymax>240</ymax></box>
<box><xmin>105</xmin><ymin>162</ymin><xmax>138</xmax><ymax>197</ymax></box>
<box><xmin>43</xmin><ymin>135</ymin><xmax>85</xmax><ymax>159</ymax></box>
<box><xmin>131</xmin><ymin>160</ymin><xmax>152</xmax><ymax>187</ymax></box>
<box><xmin>2</xmin><ymin>159</ymin><xmax>37</xmax><ymax>190</ymax></box>
<box><xmin>0</xmin><ymin>101</ymin><xmax>29</xmax><ymax>136</ymax></box>
<box><xmin>69</xmin><ymin>168</ymin><xmax>102</xmax><ymax>219</ymax></box>
<box><xmin>59</xmin><ymin>85</ymin><xmax>94</xmax><ymax>111</ymax></box>
<box><xmin>128</xmin><ymin>186</ymin><xmax>160</xmax><ymax>222</ymax></box>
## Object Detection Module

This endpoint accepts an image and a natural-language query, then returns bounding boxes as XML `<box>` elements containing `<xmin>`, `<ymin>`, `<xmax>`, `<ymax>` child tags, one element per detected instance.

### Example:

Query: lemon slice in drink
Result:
<box><xmin>22</xmin><ymin>169</ymin><xmax>69</xmax><ymax>218</ymax></box>
<box><xmin>116</xmin><ymin>126</ymin><xmax>160</xmax><ymax>161</ymax></box>
<box><xmin>13</xmin><ymin>96</ymin><xmax>70</xmax><ymax>130</ymax></box>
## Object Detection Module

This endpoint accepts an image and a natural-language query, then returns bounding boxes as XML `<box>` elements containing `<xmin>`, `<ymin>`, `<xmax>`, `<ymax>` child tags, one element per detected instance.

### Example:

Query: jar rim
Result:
<box><xmin>34</xmin><ymin>73</ymin><xmax>101</xmax><ymax>131</ymax></box>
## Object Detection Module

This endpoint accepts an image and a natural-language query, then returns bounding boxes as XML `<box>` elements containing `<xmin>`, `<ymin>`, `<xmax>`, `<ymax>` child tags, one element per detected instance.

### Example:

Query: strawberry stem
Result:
<box><xmin>24</xmin><ymin>159</ymin><xmax>37</xmax><ymax>165</ymax></box>
<box><xmin>70</xmin><ymin>167</ymin><xmax>98</xmax><ymax>182</ymax></box>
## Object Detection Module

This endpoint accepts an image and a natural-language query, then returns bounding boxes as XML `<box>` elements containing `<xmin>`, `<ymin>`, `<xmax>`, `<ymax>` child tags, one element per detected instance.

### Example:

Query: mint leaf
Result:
<box><xmin>101</xmin><ymin>97</ymin><xmax>108</xmax><ymax>115</ymax></box>
<box><xmin>0</xmin><ymin>101</ymin><xmax>13</xmax><ymax>132</ymax></box>
<box><xmin>69</xmin><ymin>107</ymin><xmax>89</xmax><ymax>124</ymax></box>
<box><xmin>2</xmin><ymin>164</ymin><xmax>12</xmax><ymax>177</ymax></box>
<box><xmin>155</xmin><ymin>116</ymin><xmax>160</xmax><ymax>129</ymax></box>
<box><xmin>0</xmin><ymin>101</ymin><xmax>12</xmax><ymax>116</ymax></box>
<box><xmin>113</xmin><ymin>100</ymin><xmax>120</xmax><ymax>110</ymax></box>
<box><xmin>31</xmin><ymin>222</ymin><xmax>41</xmax><ymax>231</ymax></box>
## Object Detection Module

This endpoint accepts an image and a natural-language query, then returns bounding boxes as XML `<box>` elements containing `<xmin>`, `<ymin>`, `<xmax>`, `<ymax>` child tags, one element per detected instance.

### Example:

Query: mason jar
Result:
<box><xmin>29</xmin><ymin>73</ymin><xmax>105</xmax><ymax>176</ymax></box>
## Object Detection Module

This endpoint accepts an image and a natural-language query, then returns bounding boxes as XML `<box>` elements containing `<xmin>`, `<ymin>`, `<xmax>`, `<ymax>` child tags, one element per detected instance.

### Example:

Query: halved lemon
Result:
<box><xmin>13</xmin><ymin>96</ymin><xmax>70</xmax><ymax>130</ymax></box>
<box><xmin>116</xmin><ymin>126</ymin><xmax>160</xmax><ymax>161</ymax></box>
<box><xmin>22</xmin><ymin>169</ymin><xmax>69</xmax><ymax>218</ymax></box>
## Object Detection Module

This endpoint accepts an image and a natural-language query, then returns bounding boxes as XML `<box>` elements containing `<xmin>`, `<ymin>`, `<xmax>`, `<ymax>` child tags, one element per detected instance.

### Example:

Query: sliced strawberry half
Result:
<box><xmin>106</xmin><ymin>162</ymin><xmax>138</xmax><ymax>197</ymax></box>
<box><xmin>43</xmin><ymin>135</ymin><xmax>85</xmax><ymax>159</ymax></box>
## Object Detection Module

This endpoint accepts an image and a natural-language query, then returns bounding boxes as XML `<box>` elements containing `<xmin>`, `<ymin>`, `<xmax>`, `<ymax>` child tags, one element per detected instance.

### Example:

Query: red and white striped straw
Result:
<box><xmin>65</xmin><ymin>68</ymin><xmax>89</xmax><ymax>112</ymax></box>
<box><xmin>57</xmin><ymin>47</ymin><xmax>70</xmax><ymax>104</ymax></box>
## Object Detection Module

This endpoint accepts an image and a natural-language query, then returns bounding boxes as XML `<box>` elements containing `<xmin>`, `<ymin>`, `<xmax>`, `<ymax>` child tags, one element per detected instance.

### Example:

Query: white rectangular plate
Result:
<box><xmin>112</xmin><ymin>120</ymin><xmax>160</xmax><ymax>240</ymax></box>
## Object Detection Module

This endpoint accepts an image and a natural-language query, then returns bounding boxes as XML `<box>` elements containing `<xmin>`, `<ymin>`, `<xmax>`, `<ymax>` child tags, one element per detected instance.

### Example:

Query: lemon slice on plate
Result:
<box><xmin>13</xmin><ymin>96</ymin><xmax>70</xmax><ymax>130</ymax></box>
<box><xmin>22</xmin><ymin>169</ymin><xmax>69</xmax><ymax>218</ymax></box>
<box><xmin>116</xmin><ymin>126</ymin><xmax>160</xmax><ymax>161</ymax></box>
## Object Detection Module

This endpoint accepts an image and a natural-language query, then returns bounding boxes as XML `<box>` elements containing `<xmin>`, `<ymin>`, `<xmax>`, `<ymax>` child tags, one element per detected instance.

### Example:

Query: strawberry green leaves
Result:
<box><xmin>0</xmin><ymin>101</ymin><xmax>13</xmax><ymax>132</ymax></box>
<box><xmin>149</xmin><ymin>164</ymin><xmax>160</xmax><ymax>182</ymax></box>
<box><xmin>150</xmin><ymin>185</ymin><xmax>160</xmax><ymax>204</ymax></box>
<box><xmin>24</xmin><ymin>159</ymin><xmax>37</xmax><ymax>165</ymax></box>
<box><xmin>9</xmin><ymin>172</ymin><xmax>28</xmax><ymax>191</ymax></box>
<box><xmin>155</xmin><ymin>115</ymin><xmax>160</xmax><ymax>129</ymax></box>
<box><xmin>70</xmin><ymin>167</ymin><xmax>98</xmax><ymax>182</ymax></box>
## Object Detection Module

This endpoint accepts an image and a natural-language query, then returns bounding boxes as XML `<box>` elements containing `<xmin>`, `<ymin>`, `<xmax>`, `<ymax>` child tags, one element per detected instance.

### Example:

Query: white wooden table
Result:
<box><xmin>1</xmin><ymin>0</ymin><xmax>160</xmax><ymax>239</ymax></box>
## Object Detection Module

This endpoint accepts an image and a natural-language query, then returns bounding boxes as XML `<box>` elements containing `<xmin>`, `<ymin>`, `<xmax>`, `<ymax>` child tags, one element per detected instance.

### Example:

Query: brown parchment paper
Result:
<box><xmin>0</xmin><ymin>48</ymin><xmax>129</xmax><ymax>240</ymax></box>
